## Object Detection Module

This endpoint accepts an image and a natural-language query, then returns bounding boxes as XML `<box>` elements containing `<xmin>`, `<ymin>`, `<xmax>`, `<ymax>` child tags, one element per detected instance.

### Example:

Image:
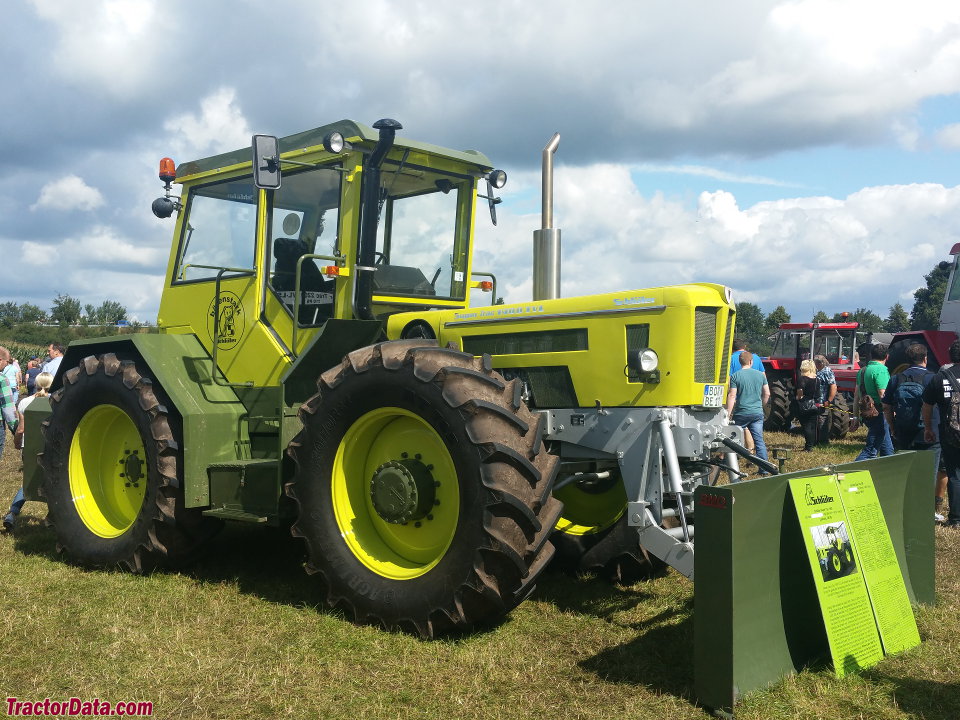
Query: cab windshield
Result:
<box><xmin>373</xmin><ymin>161</ymin><xmax>470</xmax><ymax>301</ymax></box>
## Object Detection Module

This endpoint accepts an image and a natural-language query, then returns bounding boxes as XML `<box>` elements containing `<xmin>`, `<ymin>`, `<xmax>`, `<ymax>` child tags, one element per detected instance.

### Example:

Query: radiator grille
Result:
<box><xmin>718</xmin><ymin>311</ymin><xmax>734</xmax><ymax>383</ymax></box>
<box><xmin>462</xmin><ymin>328</ymin><xmax>587</xmax><ymax>355</ymax></box>
<box><xmin>694</xmin><ymin>307</ymin><xmax>719</xmax><ymax>383</ymax></box>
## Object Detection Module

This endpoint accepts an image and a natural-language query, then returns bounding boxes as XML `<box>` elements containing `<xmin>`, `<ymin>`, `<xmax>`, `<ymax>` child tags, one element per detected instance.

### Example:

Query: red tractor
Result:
<box><xmin>761</xmin><ymin>321</ymin><xmax>861</xmax><ymax>437</ymax></box>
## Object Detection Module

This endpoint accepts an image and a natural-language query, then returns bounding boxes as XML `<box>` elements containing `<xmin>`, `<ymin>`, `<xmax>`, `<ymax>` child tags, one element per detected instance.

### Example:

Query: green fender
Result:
<box><xmin>24</xmin><ymin>333</ymin><xmax>249</xmax><ymax>508</ymax></box>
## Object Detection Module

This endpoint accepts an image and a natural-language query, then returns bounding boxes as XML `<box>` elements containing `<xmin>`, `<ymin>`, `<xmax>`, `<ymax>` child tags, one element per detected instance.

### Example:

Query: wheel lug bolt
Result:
<box><xmin>119</xmin><ymin>473</ymin><xmax>125</xmax><ymax>478</ymax></box>
<box><xmin>415</xmin><ymin>453</ymin><xmax>422</xmax><ymax>460</ymax></box>
<box><xmin>434</xmin><ymin>481</ymin><xmax>441</xmax><ymax>488</ymax></box>
<box><xmin>125</xmin><ymin>483</ymin><xmax>131</xmax><ymax>488</ymax></box>
<box><xmin>434</xmin><ymin>499</ymin><xmax>440</xmax><ymax>506</ymax></box>
<box><xmin>426</xmin><ymin>464</ymin><xmax>434</xmax><ymax>471</ymax></box>
<box><xmin>415</xmin><ymin>521</ymin><xmax>422</xmax><ymax>528</ymax></box>
<box><xmin>427</xmin><ymin>514</ymin><xmax>433</xmax><ymax>521</ymax></box>
<box><xmin>401</xmin><ymin>452</ymin><xmax>408</xmax><ymax>458</ymax></box>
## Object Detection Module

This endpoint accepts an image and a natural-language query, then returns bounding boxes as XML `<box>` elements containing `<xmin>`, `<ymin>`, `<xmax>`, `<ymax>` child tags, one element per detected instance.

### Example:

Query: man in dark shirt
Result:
<box><xmin>922</xmin><ymin>340</ymin><xmax>960</xmax><ymax>528</ymax></box>
<box><xmin>24</xmin><ymin>357</ymin><xmax>42</xmax><ymax>396</ymax></box>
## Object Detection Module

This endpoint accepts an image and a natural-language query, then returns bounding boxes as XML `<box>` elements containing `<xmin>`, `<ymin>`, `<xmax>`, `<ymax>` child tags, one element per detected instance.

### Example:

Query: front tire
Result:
<box><xmin>551</xmin><ymin>471</ymin><xmax>664</xmax><ymax>583</ymax></box>
<box><xmin>286</xmin><ymin>340</ymin><xmax>561</xmax><ymax>637</ymax></box>
<box><xmin>39</xmin><ymin>353</ymin><xmax>219</xmax><ymax>572</ymax></box>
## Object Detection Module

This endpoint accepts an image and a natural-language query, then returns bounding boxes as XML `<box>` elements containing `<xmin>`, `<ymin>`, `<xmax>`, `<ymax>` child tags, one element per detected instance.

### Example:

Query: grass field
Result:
<box><xmin>1</xmin><ymin>428</ymin><xmax>959</xmax><ymax>719</ymax></box>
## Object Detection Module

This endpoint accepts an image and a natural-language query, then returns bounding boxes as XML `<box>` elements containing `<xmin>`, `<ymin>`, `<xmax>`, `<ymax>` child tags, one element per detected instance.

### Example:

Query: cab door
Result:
<box><xmin>158</xmin><ymin>176</ymin><xmax>289</xmax><ymax>387</ymax></box>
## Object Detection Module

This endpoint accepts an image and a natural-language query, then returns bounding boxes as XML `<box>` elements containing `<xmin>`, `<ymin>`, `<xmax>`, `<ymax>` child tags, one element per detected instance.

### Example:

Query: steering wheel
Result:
<box><xmin>430</xmin><ymin>267</ymin><xmax>442</xmax><ymax>287</ymax></box>
<box><xmin>374</xmin><ymin>252</ymin><xmax>386</xmax><ymax>266</ymax></box>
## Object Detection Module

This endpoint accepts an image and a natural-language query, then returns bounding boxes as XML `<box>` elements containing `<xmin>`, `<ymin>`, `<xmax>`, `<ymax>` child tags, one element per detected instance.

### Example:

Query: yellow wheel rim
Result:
<box><xmin>69</xmin><ymin>405</ymin><xmax>148</xmax><ymax>538</ymax></box>
<box><xmin>553</xmin><ymin>477</ymin><xmax>626</xmax><ymax>536</ymax></box>
<box><xmin>332</xmin><ymin>407</ymin><xmax>460</xmax><ymax>580</ymax></box>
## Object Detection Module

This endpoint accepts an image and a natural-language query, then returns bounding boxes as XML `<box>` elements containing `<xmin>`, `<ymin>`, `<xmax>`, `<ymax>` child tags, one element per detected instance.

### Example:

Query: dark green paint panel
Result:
<box><xmin>22</xmin><ymin>396</ymin><xmax>51</xmax><ymax>501</ymax></box>
<box><xmin>44</xmin><ymin>334</ymin><xmax>252</xmax><ymax>508</ymax></box>
<box><xmin>694</xmin><ymin>451</ymin><xmax>935</xmax><ymax>713</ymax></box>
<box><xmin>281</xmin><ymin>319</ymin><xmax>383</xmax><ymax>404</ymax></box>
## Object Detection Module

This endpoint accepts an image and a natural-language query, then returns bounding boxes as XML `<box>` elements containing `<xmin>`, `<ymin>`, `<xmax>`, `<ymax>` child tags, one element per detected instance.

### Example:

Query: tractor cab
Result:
<box><xmin>767</xmin><ymin>322</ymin><xmax>860</xmax><ymax>371</ymax></box>
<box><xmin>154</xmin><ymin>120</ymin><xmax>505</xmax><ymax>388</ymax></box>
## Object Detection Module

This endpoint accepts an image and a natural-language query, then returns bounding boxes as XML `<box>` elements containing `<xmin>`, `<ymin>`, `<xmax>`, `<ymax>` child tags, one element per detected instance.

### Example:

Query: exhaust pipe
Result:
<box><xmin>533</xmin><ymin>133</ymin><xmax>561</xmax><ymax>301</ymax></box>
<box><xmin>355</xmin><ymin>118</ymin><xmax>402</xmax><ymax>320</ymax></box>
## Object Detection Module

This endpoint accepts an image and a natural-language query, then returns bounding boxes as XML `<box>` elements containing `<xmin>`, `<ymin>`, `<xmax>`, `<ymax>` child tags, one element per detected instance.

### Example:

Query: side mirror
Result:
<box><xmin>252</xmin><ymin>134</ymin><xmax>281</xmax><ymax>189</ymax></box>
<box><xmin>485</xmin><ymin>178</ymin><xmax>503</xmax><ymax>226</ymax></box>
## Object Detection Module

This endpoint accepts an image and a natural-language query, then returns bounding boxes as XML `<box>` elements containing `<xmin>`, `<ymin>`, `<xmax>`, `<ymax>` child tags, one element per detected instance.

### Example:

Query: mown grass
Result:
<box><xmin>2</xmin><ymin>428</ymin><xmax>959</xmax><ymax>719</ymax></box>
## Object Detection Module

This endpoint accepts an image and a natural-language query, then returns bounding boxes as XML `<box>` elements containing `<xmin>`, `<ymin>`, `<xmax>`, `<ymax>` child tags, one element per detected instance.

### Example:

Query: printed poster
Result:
<box><xmin>789</xmin><ymin>475</ymin><xmax>884</xmax><ymax>676</ymax></box>
<box><xmin>835</xmin><ymin>471</ymin><xmax>921</xmax><ymax>656</ymax></box>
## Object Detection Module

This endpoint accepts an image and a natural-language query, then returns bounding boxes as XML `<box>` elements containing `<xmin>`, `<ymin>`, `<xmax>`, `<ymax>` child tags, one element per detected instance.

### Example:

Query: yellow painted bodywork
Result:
<box><xmin>386</xmin><ymin>283</ymin><xmax>736</xmax><ymax>408</ymax></box>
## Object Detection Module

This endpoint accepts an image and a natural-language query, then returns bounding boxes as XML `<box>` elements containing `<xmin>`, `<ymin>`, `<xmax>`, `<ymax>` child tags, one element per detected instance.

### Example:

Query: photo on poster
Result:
<box><xmin>810</xmin><ymin>521</ymin><xmax>858</xmax><ymax>581</ymax></box>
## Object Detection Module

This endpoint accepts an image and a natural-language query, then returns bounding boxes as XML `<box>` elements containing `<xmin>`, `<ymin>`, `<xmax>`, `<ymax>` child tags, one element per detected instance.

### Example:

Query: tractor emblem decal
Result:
<box><xmin>804</xmin><ymin>483</ymin><xmax>833</xmax><ymax>506</ymax></box>
<box><xmin>207</xmin><ymin>291</ymin><xmax>246</xmax><ymax>350</ymax></box>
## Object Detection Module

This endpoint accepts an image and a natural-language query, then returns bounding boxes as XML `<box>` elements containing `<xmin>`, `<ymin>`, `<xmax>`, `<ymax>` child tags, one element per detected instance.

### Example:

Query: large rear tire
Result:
<box><xmin>39</xmin><ymin>353</ymin><xmax>220</xmax><ymax>572</ymax></box>
<box><xmin>285</xmin><ymin>340</ymin><xmax>561</xmax><ymax>637</ymax></box>
<box><xmin>764</xmin><ymin>378</ymin><xmax>792</xmax><ymax>431</ymax></box>
<box><xmin>828</xmin><ymin>394</ymin><xmax>850</xmax><ymax>439</ymax></box>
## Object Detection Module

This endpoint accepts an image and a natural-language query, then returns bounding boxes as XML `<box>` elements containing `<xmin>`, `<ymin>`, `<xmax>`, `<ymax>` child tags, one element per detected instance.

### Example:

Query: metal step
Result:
<box><xmin>202</xmin><ymin>508</ymin><xmax>269</xmax><ymax>523</ymax></box>
<box><xmin>207</xmin><ymin>459</ymin><xmax>278</xmax><ymax>470</ymax></box>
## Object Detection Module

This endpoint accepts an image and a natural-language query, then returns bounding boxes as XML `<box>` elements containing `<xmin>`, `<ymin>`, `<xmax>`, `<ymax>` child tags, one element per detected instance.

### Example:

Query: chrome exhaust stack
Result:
<box><xmin>533</xmin><ymin>133</ymin><xmax>561</xmax><ymax>301</ymax></box>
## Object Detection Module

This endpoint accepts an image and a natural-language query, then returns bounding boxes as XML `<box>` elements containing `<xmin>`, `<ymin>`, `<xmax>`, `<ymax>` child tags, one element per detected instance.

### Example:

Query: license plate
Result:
<box><xmin>702</xmin><ymin>384</ymin><xmax>724</xmax><ymax>407</ymax></box>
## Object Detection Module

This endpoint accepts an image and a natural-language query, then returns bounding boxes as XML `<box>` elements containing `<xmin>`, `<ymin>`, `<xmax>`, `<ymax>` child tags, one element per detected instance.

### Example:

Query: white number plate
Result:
<box><xmin>702</xmin><ymin>385</ymin><xmax>724</xmax><ymax>407</ymax></box>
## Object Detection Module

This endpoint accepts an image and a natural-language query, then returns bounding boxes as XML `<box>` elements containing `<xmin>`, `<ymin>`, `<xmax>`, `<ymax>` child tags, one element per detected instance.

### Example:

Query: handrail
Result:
<box><xmin>186</xmin><ymin>264</ymin><xmax>257</xmax><ymax>388</ymax></box>
<box><xmin>292</xmin><ymin>253</ymin><xmax>342</xmax><ymax>356</ymax></box>
<box><xmin>178</xmin><ymin>263</ymin><xmax>255</xmax><ymax>282</ymax></box>
<box><xmin>470</xmin><ymin>270</ymin><xmax>498</xmax><ymax>306</ymax></box>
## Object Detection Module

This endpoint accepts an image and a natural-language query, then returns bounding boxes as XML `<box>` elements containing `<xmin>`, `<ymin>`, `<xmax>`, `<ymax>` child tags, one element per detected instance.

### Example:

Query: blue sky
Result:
<box><xmin>4</xmin><ymin>0</ymin><xmax>960</xmax><ymax>325</ymax></box>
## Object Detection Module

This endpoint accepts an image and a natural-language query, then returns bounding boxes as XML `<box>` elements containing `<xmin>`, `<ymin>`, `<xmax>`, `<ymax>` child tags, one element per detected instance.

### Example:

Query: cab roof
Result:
<box><xmin>175</xmin><ymin>119</ymin><xmax>494</xmax><ymax>180</ymax></box>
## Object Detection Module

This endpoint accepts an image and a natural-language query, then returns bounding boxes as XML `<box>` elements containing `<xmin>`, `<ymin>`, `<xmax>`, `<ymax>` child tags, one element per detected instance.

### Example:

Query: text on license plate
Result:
<box><xmin>702</xmin><ymin>385</ymin><xmax>724</xmax><ymax>407</ymax></box>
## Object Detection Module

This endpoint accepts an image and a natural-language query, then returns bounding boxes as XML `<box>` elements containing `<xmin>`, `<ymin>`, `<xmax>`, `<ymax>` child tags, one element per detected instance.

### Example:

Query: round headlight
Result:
<box><xmin>639</xmin><ymin>348</ymin><xmax>659</xmax><ymax>373</ymax></box>
<box><xmin>323</xmin><ymin>132</ymin><xmax>345</xmax><ymax>154</ymax></box>
<box><xmin>488</xmin><ymin>169</ymin><xmax>507</xmax><ymax>189</ymax></box>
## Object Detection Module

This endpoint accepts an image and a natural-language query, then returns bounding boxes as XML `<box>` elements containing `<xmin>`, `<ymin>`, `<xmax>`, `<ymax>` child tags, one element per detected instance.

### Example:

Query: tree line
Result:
<box><xmin>0</xmin><ymin>295</ymin><xmax>129</xmax><ymax>328</ymax></box>
<box><xmin>735</xmin><ymin>260</ymin><xmax>950</xmax><ymax>356</ymax></box>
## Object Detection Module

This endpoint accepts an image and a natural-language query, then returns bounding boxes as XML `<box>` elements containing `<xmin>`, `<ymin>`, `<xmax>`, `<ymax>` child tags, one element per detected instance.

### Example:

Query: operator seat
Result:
<box><xmin>272</xmin><ymin>237</ymin><xmax>334</xmax><ymax>323</ymax></box>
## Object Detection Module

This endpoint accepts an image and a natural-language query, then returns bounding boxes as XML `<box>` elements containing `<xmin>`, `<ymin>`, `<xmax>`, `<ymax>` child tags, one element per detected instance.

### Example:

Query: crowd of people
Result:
<box><xmin>0</xmin><ymin>343</ymin><xmax>64</xmax><ymax>533</ymax></box>
<box><xmin>725</xmin><ymin>337</ymin><xmax>959</xmax><ymax>528</ymax></box>
<box><xmin>0</xmin><ymin>338</ymin><xmax>957</xmax><ymax>533</ymax></box>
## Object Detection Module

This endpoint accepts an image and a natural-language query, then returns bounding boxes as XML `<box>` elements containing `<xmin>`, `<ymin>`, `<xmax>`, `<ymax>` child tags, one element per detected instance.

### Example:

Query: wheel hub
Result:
<box><xmin>121</xmin><ymin>449</ymin><xmax>144</xmax><ymax>488</ymax></box>
<box><xmin>370</xmin><ymin>456</ymin><xmax>437</xmax><ymax>525</ymax></box>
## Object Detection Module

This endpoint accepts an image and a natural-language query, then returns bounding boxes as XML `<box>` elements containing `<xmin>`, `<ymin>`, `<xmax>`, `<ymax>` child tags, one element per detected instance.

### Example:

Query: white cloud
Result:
<box><xmin>31</xmin><ymin>175</ymin><xmax>105</xmax><ymax>212</ymax></box>
<box><xmin>936</xmin><ymin>123</ymin><xmax>960</xmax><ymax>149</ymax></box>
<box><xmin>634</xmin><ymin>164</ymin><xmax>798</xmax><ymax>187</ymax></box>
<box><xmin>22</xmin><ymin>225</ymin><xmax>165</xmax><ymax>269</ymax></box>
<box><xmin>475</xmin><ymin>170</ymin><xmax>960</xmax><ymax>319</ymax></box>
<box><xmin>29</xmin><ymin>0</ymin><xmax>168</xmax><ymax>97</ymax></box>
<box><xmin>163</xmin><ymin>88</ymin><xmax>252</xmax><ymax>160</ymax></box>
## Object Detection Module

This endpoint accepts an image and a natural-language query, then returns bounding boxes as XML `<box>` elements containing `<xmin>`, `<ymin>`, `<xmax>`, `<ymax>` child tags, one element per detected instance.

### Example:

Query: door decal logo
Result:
<box><xmin>208</xmin><ymin>291</ymin><xmax>246</xmax><ymax>349</ymax></box>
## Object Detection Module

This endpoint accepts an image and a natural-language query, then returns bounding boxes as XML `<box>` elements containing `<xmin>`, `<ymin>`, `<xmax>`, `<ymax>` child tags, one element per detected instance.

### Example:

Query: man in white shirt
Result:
<box><xmin>42</xmin><ymin>342</ymin><xmax>65</xmax><ymax>378</ymax></box>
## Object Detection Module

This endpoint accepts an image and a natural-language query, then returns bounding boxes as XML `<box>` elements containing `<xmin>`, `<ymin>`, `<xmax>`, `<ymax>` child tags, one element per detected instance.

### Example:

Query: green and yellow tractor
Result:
<box><xmin>22</xmin><ymin>118</ymin><xmax>756</xmax><ymax>636</ymax></box>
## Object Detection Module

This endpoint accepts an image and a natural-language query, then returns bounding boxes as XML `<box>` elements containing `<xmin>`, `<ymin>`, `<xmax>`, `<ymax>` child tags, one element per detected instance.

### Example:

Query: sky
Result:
<box><xmin>5</xmin><ymin>0</ymin><xmax>960</xmax><ymax>324</ymax></box>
